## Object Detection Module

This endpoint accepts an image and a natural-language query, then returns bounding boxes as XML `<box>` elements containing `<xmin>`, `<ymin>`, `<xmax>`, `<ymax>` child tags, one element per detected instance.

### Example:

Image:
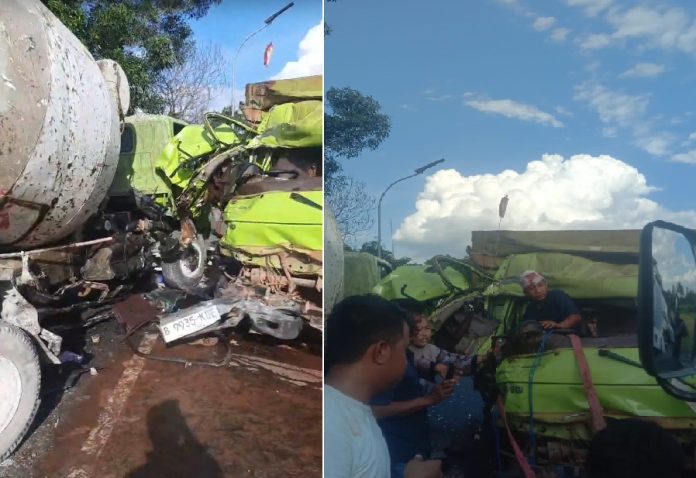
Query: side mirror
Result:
<box><xmin>638</xmin><ymin>220</ymin><xmax>696</xmax><ymax>400</ymax></box>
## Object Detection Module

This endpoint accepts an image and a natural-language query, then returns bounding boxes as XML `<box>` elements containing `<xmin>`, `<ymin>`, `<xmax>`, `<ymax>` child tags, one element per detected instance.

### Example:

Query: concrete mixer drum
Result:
<box><xmin>0</xmin><ymin>0</ymin><xmax>122</xmax><ymax>249</ymax></box>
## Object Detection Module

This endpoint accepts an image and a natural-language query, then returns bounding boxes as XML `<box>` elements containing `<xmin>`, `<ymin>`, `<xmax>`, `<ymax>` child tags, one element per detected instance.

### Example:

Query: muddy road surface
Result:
<box><xmin>0</xmin><ymin>317</ymin><xmax>322</xmax><ymax>478</ymax></box>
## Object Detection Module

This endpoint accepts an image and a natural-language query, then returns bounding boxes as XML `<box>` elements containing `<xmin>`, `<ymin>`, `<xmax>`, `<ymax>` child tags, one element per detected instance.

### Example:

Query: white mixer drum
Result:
<box><xmin>0</xmin><ymin>0</ymin><xmax>123</xmax><ymax>249</ymax></box>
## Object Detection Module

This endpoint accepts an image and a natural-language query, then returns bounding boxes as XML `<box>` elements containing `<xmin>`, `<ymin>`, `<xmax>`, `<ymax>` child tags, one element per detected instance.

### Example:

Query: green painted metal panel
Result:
<box><xmin>221</xmin><ymin>190</ymin><xmax>323</xmax><ymax>252</ymax></box>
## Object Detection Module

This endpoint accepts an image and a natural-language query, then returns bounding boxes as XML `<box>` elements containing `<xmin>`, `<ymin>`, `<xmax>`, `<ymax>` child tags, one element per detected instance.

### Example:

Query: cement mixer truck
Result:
<box><xmin>0</xmin><ymin>0</ymin><xmax>146</xmax><ymax>461</ymax></box>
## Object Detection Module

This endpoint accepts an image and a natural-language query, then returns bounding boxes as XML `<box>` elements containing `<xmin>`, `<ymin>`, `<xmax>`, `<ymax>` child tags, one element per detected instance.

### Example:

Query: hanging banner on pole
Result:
<box><xmin>263</xmin><ymin>42</ymin><xmax>274</xmax><ymax>67</ymax></box>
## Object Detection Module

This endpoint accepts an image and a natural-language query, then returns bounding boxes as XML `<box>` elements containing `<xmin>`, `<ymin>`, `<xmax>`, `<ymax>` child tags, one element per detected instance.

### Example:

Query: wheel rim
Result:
<box><xmin>180</xmin><ymin>242</ymin><xmax>203</xmax><ymax>278</ymax></box>
<box><xmin>0</xmin><ymin>355</ymin><xmax>23</xmax><ymax>434</ymax></box>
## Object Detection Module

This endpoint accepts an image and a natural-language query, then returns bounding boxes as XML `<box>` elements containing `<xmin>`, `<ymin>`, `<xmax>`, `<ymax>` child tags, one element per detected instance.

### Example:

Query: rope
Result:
<box><xmin>527</xmin><ymin>331</ymin><xmax>551</xmax><ymax>464</ymax></box>
<box><xmin>496</xmin><ymin>396</ymin><xmax>536</xmax><ymax>478</ymax></box>
<box><xmin>491</xmin><ymin>404</ymin><xmax>503</xmax><ymax>474</ymax></box>
<box><xmin>569</xmin><ymin>334</ymin><xmax>607</xmax><ymax>432</ymax></box>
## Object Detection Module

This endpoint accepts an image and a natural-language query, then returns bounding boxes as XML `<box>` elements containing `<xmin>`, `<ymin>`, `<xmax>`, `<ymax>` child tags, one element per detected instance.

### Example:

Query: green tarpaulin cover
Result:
<box><xmin>484</xmin><ymin>252</ymin><xmax>638</xmax><ymax>299</ymax></box>
<box><xmin>246</xmin><ymin>100</ymin><xmax>322</xmax><ymax>149</ymax></box>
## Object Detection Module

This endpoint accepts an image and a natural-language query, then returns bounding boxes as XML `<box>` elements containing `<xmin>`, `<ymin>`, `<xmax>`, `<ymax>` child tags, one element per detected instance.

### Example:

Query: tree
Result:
<box><xmin>152</xmin><ymin>42</ymin><xmax>229</xmax><ymax>123</ymax></box>
<box><xmin>329</xmin><ymin>175</ymin><xmax>374</xmax><ymax>243</ymax></box>
<box><xmin>43</xmin><ymin>0</ymin><xmax>223</xmax><ymax>112</ymax></box>
<box><xmin>359</xmin><ymin>240</ymin><xmax>411</xmax><ymax>268</ymax></box>
<box><xmin>324</xmin><ymin>0</ymin><xmax>337</xmax><ymax>36</ymax></box>
<box><xmin>325</xmin><ymin>87</ymin><xmax>391</xmax><ymax>184</ymax></box>
<box><xmin>325</xmin><ymin>87</ymin><xmax>391</xmax><ymax>239</ymax></box>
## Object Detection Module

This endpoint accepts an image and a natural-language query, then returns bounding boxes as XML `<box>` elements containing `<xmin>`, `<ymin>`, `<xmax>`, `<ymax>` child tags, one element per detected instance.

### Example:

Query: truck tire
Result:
<box><xmin>162</xmin><ymin>234</ymin><xmax>207</xmax><ymax>291</ymax></box>
<box><xmin>0</xmin><ymin>323</ymin><xmax>41</xmax><ymax>462</ymax></box>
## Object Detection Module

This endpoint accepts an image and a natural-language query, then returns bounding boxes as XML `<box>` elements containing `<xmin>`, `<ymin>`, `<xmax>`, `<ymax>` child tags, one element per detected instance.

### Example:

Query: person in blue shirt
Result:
<box><xmin>520</xmin><ymin>270</ymin><xmax>582</xmax><ymax>331</ymax></box>
<box><xmin>370</xmin><ymin>299</ymin><xmax>469</xmax><ymax>478</ymax></box>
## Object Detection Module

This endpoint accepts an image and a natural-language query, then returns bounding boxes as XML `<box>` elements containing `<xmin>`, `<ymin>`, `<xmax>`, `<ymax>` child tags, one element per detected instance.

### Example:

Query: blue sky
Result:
<box><xmin>189</xmin><ymin>0</ymin><xmax>322</xmax><ymax>110</ymax></box>
<box><xmin>326</xmin><ymin>0</ymin><xmax>696</xmax><ymax>260</ymax></box>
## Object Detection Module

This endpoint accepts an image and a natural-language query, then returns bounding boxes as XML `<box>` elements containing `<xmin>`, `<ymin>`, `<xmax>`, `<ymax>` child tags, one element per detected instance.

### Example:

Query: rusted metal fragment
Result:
<box><xmin>243</xmin><ymin>76</ymin><xmax>322</xmax><ymax>112</ymax></box>
<box><xmin>112</xmin><ymin>295</ymin><xmax>161</xmax><ymax>335</ymax></box>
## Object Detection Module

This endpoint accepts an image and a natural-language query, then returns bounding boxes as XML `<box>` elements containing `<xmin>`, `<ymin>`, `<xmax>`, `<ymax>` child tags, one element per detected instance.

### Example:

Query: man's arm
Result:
<box><xmin>541</xmin><ymin>313</ymin><xmax>582</xmax><ymax>330</ymax></box>
<box><xmin>405</xmin><ymin>456</ymin><xmax>442</xmax><ymax>478</ymax></box>
<box><xmin>371</xmin><ymin>380</ymin><xmax>457</xmax><ymax>419</ymax></box>
<box><xmin>371</xmin><ymin>396</ymin><xmax>434</xmax><ymax>419</ymax></box>
<box><xmin>559</xmin><ymin>313</ymin><xmax>582</xmax><ymax>329</ymax></box>
<box><xmin>541</xmin><ymin>290</ymin><xmax>583</xmax><ymax>330</ymax></box>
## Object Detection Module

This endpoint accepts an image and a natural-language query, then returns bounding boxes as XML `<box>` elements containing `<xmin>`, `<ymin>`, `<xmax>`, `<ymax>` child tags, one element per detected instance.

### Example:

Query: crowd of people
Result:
<box><xmin>324</xmin><ymin>271</ymin><xmax>687</xmax><ymax>478</ymax></box>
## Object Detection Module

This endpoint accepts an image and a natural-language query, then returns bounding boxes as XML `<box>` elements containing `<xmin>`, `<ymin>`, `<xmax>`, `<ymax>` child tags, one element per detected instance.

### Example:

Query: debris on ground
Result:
<box><xmin>58</xmin><ymin>351</ymin><xmax>84</xmax><ymax>364</ymax></box>
<box><xmin>1</xmin><ymin>318</ymin><xmax>321</xmax><ymax>477</ymax></box>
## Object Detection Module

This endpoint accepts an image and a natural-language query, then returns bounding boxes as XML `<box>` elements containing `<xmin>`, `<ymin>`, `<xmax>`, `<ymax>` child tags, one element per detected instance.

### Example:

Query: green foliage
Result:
<box><xmin>43</xmin><ymin>0</ymin><xmax>222</xmax><ymax>112</ymax></box>
<box><xmin>324</xmin><ymin>87</ymin><xmax>391</xmax><ymax>239</ymax></box>
<box><xmin>325</xmin><ymin>87</ymin><xmax>391</xmax><ymax>182</ymax></box>
<box><xmin>360</xmin><ymin>240</ymin><xmax>411</xmax><ymax>268</ymax></box>
<box><xmin>324</xmin><ymin>0</ymin><xmax>337</xmax><ymax>36</ymax></box>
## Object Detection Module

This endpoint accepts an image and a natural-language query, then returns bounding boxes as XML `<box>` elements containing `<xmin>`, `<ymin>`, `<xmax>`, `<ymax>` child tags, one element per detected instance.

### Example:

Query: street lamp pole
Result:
<box><xmin>377</xmin><ymin>158</ymin><xmax>445</xmax><ymax>260</ymax></box>
<box><xmin>230</xmin><ymin>2</ymin><xmax>294</xmax><ymax>113</ymax></box>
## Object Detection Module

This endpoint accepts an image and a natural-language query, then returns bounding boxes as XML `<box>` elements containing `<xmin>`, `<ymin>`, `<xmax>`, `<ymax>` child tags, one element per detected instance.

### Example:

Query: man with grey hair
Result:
<box><xmin>519</xmin><ymin>270</ymin><xmax>582</xmax><ymax>331</ymax></box>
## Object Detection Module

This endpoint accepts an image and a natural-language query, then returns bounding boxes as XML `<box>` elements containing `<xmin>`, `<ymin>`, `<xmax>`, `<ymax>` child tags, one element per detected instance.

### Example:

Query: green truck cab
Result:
<box><xmin>111</xmin><ymin>114</ymin><xmax>187</xmax><ymax>198</ymax></box>
<box><xmin>368</xmin><ymin>229</ymin><xmax>696</xmax><ymax>475</ymax></box>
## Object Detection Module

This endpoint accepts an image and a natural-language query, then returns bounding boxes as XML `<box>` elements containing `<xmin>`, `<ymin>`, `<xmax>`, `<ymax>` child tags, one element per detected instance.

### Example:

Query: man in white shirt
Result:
<box><xmin>324</xmin><ymin>295</ymin><xmax>441</xmax><ymax>478</ymax></box>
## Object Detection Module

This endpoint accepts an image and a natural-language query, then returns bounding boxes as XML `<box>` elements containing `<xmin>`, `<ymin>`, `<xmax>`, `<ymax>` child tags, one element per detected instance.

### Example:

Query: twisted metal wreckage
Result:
<box><xmin>355</xmin><ymin>229</ymin><xmax>696</xmax><ymax>477</ymax></box>
<box><xmin>0</xmin><ymin>0</ymin><xmax>323</xmax><ymax>462</ymax></box>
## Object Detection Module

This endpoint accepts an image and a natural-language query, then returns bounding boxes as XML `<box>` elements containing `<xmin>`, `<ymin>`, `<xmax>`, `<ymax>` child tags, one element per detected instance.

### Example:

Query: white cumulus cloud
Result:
<box><xmin>533</xmin><ymin>17</ymin><xmax>556</xmax><ymax>31</ymax></box>
<box><xmin>574</xmin><ymin>82</ymin><xmax>648</xmax><ymax>127</ymax></box>
<box><xmin>565</xmin><ymin>0</ymin><xmax>612</xmax><ymax>17</ymax></box>
<box><xmin>566</xmin><ymin>6</ymin><xmax>696</xmax><ymax>55</ymax></box>
<box><xmin>672</xmin><ymin>150</ymin><xmax>696</xmax><ymax>164</ymax></box>
<box><xmin>606</xmin><ymin>6</ymin><xmax>696</xmax><ymax>55</ymax></box>
<box><xmin>556</xmin><ymin>106</ymin><xmax>573</xmax><ymax>117</ymax></box>
<box><xmin>635</xmin><ymin>133</ymin><xmax>673</xmax><ymax>156</ymax></box>
<box><xmin>574</xmin><ymin>82</ymin><xmax>674</xmax><ymax>156</ymax></box>
<box><xmin>602</xmin><ymin>126</ymin><xmax>618</xmax><ymax>138</ymax></box>
<box><xmin>550</xmin><ymin>28</ymin><xmax>570</xmax><ymax>42</ymax></box>
<box><xmin>619</xmin><ymin>62</ymin><xmax>665</xmax><ymax>78</ymax></box>
<box><xmin>393</xmin><ymin>154</ymin><xmax>696</xmax><ymax>260</ymax></box>
<box><xmin>272</xmin><ymin>23</ymin><xmax>323</xmax><ymax>80</ymax></box>
<box><xmin>465</xmin><ymin>96</ymin><xmax>564</xmax><ymax>128</ymax></box>
<box><xmin>579</xmin><ymin>33</ymin><xmax>612</xmax><ymax>50</ymax></box>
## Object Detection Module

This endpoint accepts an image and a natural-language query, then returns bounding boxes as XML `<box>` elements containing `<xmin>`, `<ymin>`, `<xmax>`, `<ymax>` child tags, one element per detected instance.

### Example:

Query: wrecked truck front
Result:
<box><xmin>371</xmin><ymin>233</ymin><xmax>696</xmax><ymax>451</ymax></box>
<box><xmin>482</xmin><ymin>251</ymin><xmax>696</xmax><ymax>431</ymax></box>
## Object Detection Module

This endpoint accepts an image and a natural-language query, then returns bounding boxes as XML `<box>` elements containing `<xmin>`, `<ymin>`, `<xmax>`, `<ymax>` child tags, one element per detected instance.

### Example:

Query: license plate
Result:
<box><xmin>159</xmin><ymin>305</ymin><xmax>221</xmax><ymax>343</ymax></box>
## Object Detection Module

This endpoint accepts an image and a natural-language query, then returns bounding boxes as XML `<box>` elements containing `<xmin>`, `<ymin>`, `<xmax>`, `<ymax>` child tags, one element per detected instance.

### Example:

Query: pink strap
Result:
<box><xmin>496</xmin><ymin>396</ymin><xmax>536</xmax><ymax>478</ymax></box>
<box><xmin>569</xmin><ymin>334</ymin><xmax>607</xmax><ymax>432</ymax></box>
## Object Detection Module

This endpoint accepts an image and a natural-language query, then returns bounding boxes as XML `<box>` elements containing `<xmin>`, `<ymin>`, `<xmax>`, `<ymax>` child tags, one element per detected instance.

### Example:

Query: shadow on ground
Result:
<box><xmin>127</xmin><ymin>399</ymin><xmax>223</xmax><ymax>478</ymax></box>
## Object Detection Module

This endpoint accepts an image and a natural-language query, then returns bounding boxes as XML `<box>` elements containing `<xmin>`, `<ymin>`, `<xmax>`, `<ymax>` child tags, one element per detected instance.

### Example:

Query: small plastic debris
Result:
<box><xmin>156</xmin><ymin>274</ymin><xmax>165</xmax><ymax>288</ymax></box>
<box><xmin>190</xmin><ymin>337</ymin><xmax>219</xmax><ymax>347</ymax></box>
<box><xmin>91</xmin><ymin>335</ymin><xmax>101</xmax><ymax>344</ymax></box>
<box><xmin>89</xmin><ymin>367</ymin><xmax>98</xmax><ymax>376</ymax></box>
<box><xmin>59</xmin><ymin>351</ymin><xmax>84</xmax><ymax>364</ymax></box>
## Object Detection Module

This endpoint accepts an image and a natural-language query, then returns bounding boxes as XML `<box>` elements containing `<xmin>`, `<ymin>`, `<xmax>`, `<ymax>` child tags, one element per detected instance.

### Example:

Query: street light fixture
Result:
<box><xmin>377</xmin><ymin>158</ymin><xmax>445</xmax><ymax>260</ymax></box>
<box><xmin>230</xmin><ymin>2</ymin><xmax>294</xmax><ymax>113</ymax></box>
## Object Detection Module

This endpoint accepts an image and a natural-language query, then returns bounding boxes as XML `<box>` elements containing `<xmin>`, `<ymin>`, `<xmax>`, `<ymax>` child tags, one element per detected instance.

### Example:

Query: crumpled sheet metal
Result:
<box><xmin>159</xmin><ymin>297</ymin><xmax>303</xmax><ymax>341</ymax></box>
